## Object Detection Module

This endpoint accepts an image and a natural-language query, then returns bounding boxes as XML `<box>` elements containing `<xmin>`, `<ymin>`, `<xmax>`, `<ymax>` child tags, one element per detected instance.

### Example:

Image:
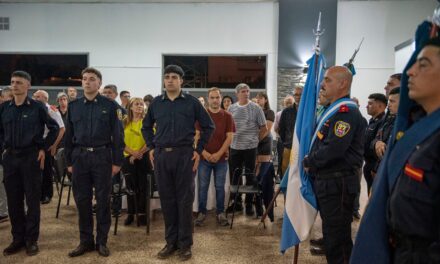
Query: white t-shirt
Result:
<box><xmin>44</xmin><ymin>103</ymin><xmax>64</xmax><ymax>138</ymax></box>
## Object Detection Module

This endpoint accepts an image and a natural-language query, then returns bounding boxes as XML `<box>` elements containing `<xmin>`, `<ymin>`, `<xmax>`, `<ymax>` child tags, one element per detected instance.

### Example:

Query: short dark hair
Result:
<box><xmin>164</xmin><ymin>65</ymin><xmax>184</xmax><ymax>78</ymax></box>
<box><xmin>143</xmin><ymin>94</ymin><xmax>154</xmax><ymax>103</ymax></box>
<box><xmin>368</xmin><ymin>93</ymin><xmax>388</xmax><ymax>106</ymax></box>
<box><xmin>389</xmin><ymin>87</ymin><xmax>400</xmax><ymax>95</ymax></box>
<box><xmin>119</xmin><ymin>90</ymin><xmax>130</xmax><ymax>97</ymax></box>
<box><xmin>390</xmin><ymin>73</ymin><xmax>402</xmax><ymax>81</ymax></box>
<box><xmin>81</xmin><ymin>67</ymin><xmax>102</xmax><ymax>80</ymax></box>
<box><xmin>11</xmin><ymin>70</ymin><xmax>31</xmax><ymax>83</ymax></box>
<box><xmin>103</xmin><ymin>84</ymin><xmax>118</xmax><ymax>94</ymax></box>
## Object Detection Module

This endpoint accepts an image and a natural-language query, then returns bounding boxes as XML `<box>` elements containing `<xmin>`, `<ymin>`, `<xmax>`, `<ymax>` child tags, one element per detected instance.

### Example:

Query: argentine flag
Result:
<box><xmin>280</xmin><ymin>53</ymin><xmax>326</xmax><ymax>253</ymax></box>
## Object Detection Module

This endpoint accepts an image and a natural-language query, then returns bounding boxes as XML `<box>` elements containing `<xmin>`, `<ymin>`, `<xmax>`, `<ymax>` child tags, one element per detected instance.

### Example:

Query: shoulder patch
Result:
<box><xmin>338</xmin><ymin>105</ymin><xmax>349</xmax><ymax>113</ymax></box>
<box><xmin>117</xmin><ymin>109</ymin><xmax>123</xmax><ymax>121</ymax></box>
<box><xmin>334</xmin><ymin>121</ymin><xmax>351</xmax><ymax>137</ymax></box>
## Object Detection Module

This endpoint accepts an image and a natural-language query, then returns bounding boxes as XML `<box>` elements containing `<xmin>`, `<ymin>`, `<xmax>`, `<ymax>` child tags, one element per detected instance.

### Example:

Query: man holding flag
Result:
<box><xmin>303</xmin><ymin>66</ymin><xmax>365</xmax><ymax>264</ymax></box>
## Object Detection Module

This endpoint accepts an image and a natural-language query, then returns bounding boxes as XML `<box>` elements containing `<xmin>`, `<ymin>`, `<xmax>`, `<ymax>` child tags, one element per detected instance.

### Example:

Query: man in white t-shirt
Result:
<box><xmin>33</xmin><ymin>90</ymin><xmax>65</xmax><ymax>204</ymax></box>
<box><xmin>227</xmin><ymin>83</ymin><xmax>267</xmax><ymax>215</ymax></box>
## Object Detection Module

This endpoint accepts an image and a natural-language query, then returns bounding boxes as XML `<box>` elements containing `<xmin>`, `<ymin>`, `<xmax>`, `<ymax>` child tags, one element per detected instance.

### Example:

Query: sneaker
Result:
<box><xmin>194</xmin><ymin>213</ymin><xmax>206</xmax><ymax>227</ymax></box>
<box><xmin>0</xmin><ymin>215</ymin><xmax>8</xmax><ymax>223</ymax></box>
<box><xmin>216</xmin><ymin>213</ymin><xmax>229</xmax><ymax>226</ymax></box>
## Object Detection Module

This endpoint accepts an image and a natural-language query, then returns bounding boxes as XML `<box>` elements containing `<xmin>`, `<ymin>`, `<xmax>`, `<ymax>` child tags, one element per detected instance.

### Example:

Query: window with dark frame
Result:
<box><xmin>0</xmin><ymin>53</ymin><xmax>88</xmax><ymax>86</ymax></box>
<box><xmin>163</xmin><ymin>55</ymin><xmax>267</xmax><ymax>89</ymax></box>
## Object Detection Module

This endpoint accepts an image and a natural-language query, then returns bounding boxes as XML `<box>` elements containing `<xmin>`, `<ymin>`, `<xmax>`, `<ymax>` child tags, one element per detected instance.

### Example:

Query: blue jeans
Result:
<box><xmin>198</xmin><ymin>159</ymin><xmax>228</xmax><ymax>214</ymax></box>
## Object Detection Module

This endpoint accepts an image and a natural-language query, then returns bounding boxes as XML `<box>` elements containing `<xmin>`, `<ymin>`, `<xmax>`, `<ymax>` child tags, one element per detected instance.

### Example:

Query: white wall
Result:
<box><xmin>0</xmin><ymin>2</ymin><xmax>278</xmax><ymax>106</ymax></box>
<box><xmin>336</xmin><ymin>0</ymin><xmax>437</xmax><ymax>117</ymax></box>
<box><xmin>395</xmin><ymin>41</ymin><xmax>415</xmax><ymax>73</ymax></box>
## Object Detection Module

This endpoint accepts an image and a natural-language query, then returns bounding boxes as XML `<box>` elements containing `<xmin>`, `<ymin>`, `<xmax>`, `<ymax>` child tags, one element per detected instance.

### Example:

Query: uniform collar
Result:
<box><xmin>161</xmin><ymin>90</ymin><xmax>186</xmax><ymax>101</ymax></box>
<box><xmin>9</xmin><ymin>96</ymin><xmax>32</xmax><ymax>107</ymax></box>
<box><xmin>83</xmin><ymin>93</ymin><xmax>101</xmax><ymax>104</ymax></box>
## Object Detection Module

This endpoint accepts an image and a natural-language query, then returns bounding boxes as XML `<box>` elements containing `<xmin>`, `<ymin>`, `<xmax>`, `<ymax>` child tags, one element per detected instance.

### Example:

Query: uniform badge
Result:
<box><xmin>396</xmin><ymin>131</ymin><xmax>404</xmax><ymax>141</ymax></box>
<box><xmin>334</xmin><ymin>121</ymin><xmax>350</xmax><ymax>137</ymax></box>
<box><xmin>117</xmin><ymin>109</ymin><xmax>123</xmax><ymax>121</ymax></box>
<box><xmin>404</xmin><ymin>163</ymin><xmax>424</xmax><ymax>182</ymax></box>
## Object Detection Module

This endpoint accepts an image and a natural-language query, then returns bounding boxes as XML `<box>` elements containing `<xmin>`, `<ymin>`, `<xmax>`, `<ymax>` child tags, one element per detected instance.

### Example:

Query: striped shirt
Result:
<box><xmin>229</xmin><ymin>101</ymin><xmax>266</xmax><ymax>150</ymax></box>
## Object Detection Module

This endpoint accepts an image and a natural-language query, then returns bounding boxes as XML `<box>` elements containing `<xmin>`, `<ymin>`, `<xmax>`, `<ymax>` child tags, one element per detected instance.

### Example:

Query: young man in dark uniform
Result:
<box><xmin>142</xmin><ymin>65</ymin><xmax>214</xmax><ymax>261</ymax></box>
<box><xmin>363</xmin><ymin>93</ymin><xmax>387</xmax><ymax>194</ymax></box>
<box><xmin>386</xmin><ymin>38</ymin><xmax>440</xmax><ymax>263</ymax></box>
<box><xmin>65</xmin><ymin>67</ymin><xmax>124</xmax><ymax>257</ymax></box>
<box><xmin>303</xmin><ymin>66</ymin><xmax>366</xmax><ymax>264</ymax></box>
<box><xmin>0</xmin><ymin>71</ymin><xmax>59</xmax><ymax>256</ymax></box>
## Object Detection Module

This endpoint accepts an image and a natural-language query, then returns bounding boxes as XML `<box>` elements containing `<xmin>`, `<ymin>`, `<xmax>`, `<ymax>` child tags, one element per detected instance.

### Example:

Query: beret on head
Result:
<box><xmin>164</xmin><ymin>65</ymin><xmax>184</xmax><ymax>77</ymax></box>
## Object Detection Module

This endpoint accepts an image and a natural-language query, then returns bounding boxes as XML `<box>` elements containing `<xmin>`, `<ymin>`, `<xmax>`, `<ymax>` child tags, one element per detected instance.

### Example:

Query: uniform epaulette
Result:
<box><xmin>338</xmin><ymin>104</ymin><xmax>349</xmax><ymax>113</ymax></box>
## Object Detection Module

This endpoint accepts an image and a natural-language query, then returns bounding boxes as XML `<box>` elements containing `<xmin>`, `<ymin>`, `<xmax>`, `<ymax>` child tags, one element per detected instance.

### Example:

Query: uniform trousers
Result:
<box><xmin>3</xmin><ymin>149</ymin><xmax>42</xmax><ymax>243</ymax></box>
<box><xmin>313</xmin><ymin>173</ymin><xmax>359</xmax><ymax>264</ymax></box>
<box><xmin>71</xmin><ymin>147</ymin><xmax>112</xmax><ymax>246</ymax></box>
<box><xmin>154</xmin><ymin>146</ymin><xmax>194</xmax><ymax>249</ymax></box>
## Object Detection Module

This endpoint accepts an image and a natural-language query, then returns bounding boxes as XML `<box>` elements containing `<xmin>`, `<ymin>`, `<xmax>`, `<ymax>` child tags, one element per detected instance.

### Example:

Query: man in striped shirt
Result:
<box><xmin>227</xmin><ymin>83</ymin><xmax>267</xmax><ymax>215</ymax></box>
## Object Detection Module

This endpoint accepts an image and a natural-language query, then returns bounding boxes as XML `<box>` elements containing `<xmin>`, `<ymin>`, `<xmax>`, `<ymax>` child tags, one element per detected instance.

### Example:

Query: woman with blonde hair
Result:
<box><xmin>122</xmin><ymin>97</ymin><xmax>150</xmax><ymax>226</ymax></box>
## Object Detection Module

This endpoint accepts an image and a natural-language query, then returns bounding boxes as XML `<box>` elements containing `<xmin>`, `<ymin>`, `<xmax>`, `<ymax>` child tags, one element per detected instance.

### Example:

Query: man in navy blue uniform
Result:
<box><xmin>386</xmin><ymin>37</ymin><xmax>440</xmax><ymax>263</ymax></box>
<box><xmin>65</xmin><ymin>67</ymin><xmax>124</xmax><ymax>257</ymax></box>
<box><xmin>142</xmin><ymin>65</ymin><xmax>214</xmax><ymax>261</ymax></box>
<box><xmin>303</xmin><ymin>66</ymin><xmax>366</xmax><ymax>264</ymax></box>
<box><xmin>0</xmin><ymin>71</ymin><xmax>59</xmax><ymax>256</ymax></box>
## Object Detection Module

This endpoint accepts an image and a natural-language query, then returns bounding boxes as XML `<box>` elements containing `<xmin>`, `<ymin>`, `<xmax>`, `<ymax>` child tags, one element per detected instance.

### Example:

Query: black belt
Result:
<box><xmin>6</xmin><ymin>146</ymin><xmax>38</xmax><ymax>155</ymax></box>
<box><xmin>158</xmin><ymin>145</ymin><xmax>193</xmax><ymax>152</ymax></box>
<box><xmin>313</xmin><ymin>170</ymin><xmax>357</xmax><ymax>180</ymax></box>
<box><xmin>78</xmin><ymin>145</ymin><xmax>109</xmax><ymax>152</ymax></box>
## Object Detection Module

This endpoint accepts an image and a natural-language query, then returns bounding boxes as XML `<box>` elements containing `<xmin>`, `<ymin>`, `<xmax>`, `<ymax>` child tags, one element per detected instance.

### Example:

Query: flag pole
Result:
<box><xmin>290</xmin><ymin>12</ymin><xmax>324</xmax><ymax>264</ymax></box>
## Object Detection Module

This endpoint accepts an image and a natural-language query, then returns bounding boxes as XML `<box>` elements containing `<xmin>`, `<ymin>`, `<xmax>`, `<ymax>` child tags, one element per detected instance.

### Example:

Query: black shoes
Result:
<box><xmin>96</xmin><ymin>244</ymin><xmax>110</xmax><ymax>257</ymax></box>
<box><xmin>353</xmin><ymin>211</ymin><xmax>361</xmax><ymax>220</ymax></box>
<box><xmin>3</xmin><ymin>241</ymin><xmax>39</xmax><ymax>256</ymax></box>
<box><xmin>0</xmin><ymin>215</ymin><xmax>9</xmax><ymax>223</ymax></box>
<box><xmin>138</xmin><ymin>215</ymin><xmax>147</xmax><ymax>226</ymax></box>
<box><xmin>3</xmin><ymin>241</ymin><xmax>25</xmax><ymax>256</ymax></box>
<box><xmin>245</xmin><ymin>204</ymin><xmax>254</xmax><ymax>216</ymax></box>
<box><xmin>226</xmin><ymin>202</ymin><xmax>243</xmax><ymax>213</ymax></box>
<box><xmin>310</xmin><ymin>246</ymin><xmax>326</xmax><ymax>256</ymax></box>
<box><xmin>177</xmin><ymin>247</ymin><xmax>192</xmax><ymax>261</ymax></box>
<box><xmin>310</xmin><ymin>238</ymin><xmax>324</xmax><ymax>247</ymax></box>
<box><xmin>124</xmin><ymin>214</ymin><xmax>134</xmax><ymax>226</ymax></box>
<box><xmin>25</xmin><ymin>241</ymin><xmax>39</xmax><ymax>256</ymax></box>
<box><xmin>41</xmin><ymin>197</ymin><xmax>51</xmax><ymax>204</ymax></box>
<box><xmin>157</xmin><ymin>244</ymin><xmax>178</xmax><ymax>259</ymax></box>
<box><xmin>310</xmin><ymin>238</ymin><xmax>325</xmax><ymax>256</ymax></box>
<box><xmin>68</xmin><ymin>243</ymin><xmax>95</xmax><ymax>257</ymax></box>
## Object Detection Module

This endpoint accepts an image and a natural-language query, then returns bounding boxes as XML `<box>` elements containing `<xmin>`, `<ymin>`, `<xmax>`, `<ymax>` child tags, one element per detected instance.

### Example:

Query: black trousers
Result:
<box><xmin>122</xmin><ymin>155</ymin><xmax>149</xmax><ymax>215</ymax></box>
<box><xmin>41</xmin><ymin>150</ymin><xmax>53</xmax><ymax>200</ymax></box>
<box><xmin>229</xmin><ymin>148</ymin><xmax>257</xmax><ymax>205</ymax></box>
<box><xmin>363</xmin><ymin>162</ymin><xmax>375</xmax><ymax>195</ymax></box>
<box><xmin>3</xmin><ymin>149</ymin><xmax>42</xmax><ymax>243</ymax></box>
<box><xmin>313</xmin><ymin>174</ymin><xmax>359</xmax><ymax>264</ymax></box>
<box><xmin>71</xmin><ymin>148</ymin><xmax>112</xmax><ymax>246</ymax></box>
<box><xmin>154</xmin><ymin>146</ymin><xmax>194</xmax><ymax>249</ymax></box>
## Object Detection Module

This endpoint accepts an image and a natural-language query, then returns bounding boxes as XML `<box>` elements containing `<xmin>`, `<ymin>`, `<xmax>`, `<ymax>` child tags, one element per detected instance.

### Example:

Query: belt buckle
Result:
<box><xmin>86</xmin><ymin>147</ymin><xmax>94</xmax><ymax>152</ymax></box>
<box><xmin>164</xmin><ymin>147</ymin><xmax>173</xmax><ymax>152</ymax></box>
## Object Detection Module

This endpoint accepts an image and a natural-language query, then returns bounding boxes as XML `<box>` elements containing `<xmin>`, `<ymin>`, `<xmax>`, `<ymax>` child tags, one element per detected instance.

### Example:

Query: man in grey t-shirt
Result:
<box><xmin>227</xmin><ymin>83</ymin><xmax>267</xmax><ymax>215</ymax></box>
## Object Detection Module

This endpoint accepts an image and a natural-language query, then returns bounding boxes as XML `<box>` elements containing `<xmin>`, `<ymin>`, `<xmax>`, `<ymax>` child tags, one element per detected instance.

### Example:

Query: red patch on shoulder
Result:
<box><xmin>338</xmin><ymin>105</ymin><xmax>349</xmax><ymax>113</ymax></box>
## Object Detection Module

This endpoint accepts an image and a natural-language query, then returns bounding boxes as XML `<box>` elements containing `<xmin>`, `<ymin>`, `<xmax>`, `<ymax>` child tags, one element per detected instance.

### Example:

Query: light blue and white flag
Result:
<box><xmin>280</xmin><ymin>53</ymin><xmax>326</xmax><ymax>253</ymax></box>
